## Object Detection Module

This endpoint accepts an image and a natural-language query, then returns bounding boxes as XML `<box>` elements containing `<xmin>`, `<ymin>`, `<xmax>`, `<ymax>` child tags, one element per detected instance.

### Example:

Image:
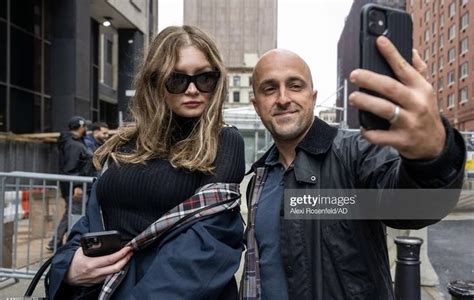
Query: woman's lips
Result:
<box><xmin>182</xmin><ymin>101</ymin><xmax>202</xmax><ymax>108</ymax></box>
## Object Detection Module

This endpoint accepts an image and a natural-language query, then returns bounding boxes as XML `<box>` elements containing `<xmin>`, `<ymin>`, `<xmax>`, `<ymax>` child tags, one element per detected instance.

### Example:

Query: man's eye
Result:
<box><xmin>263</xmin><ymin>86</ymin><xmax>276</xmax><ymax>93</ymax></box>
<box><xmin>290</xmin><ymin>84</ymin><xmax>302</xmax><ymax>90</ymax></box>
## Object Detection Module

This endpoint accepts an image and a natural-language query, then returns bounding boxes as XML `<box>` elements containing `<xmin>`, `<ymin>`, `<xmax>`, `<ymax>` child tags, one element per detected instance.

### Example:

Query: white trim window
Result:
<box><xmin>448</xmin><ymin>93</ymin><xmax>455</xmax><ymax>107</ymax></box>
<box><xmin>448</xmin><ymin>24</ymin><xmax>456</xmax><ymax>40</ymax></box>
<box><xmin>459</xmin><ymin>87</ymin><xmax>468</xmax><ymax>103</ymax></box>
<box><xmin>440</xmin><ymin>13</ymin><xmax>445</xmax><ymax>28</ymax></box>
<box><xmin>460</xmin><ymin>62</ymin><xmax>468</xmax><ymax>79</ymax></box>
<box><xmin>439</xmin><ymin>56</ymin><xmax>444</xmax><ymax>70</ymax></box>
<box><xmin>448</xmin><ymin>70</ymin><xmax>455</xmax><ymax>85</ymax></box>
<box><xmin>460</xmin><ymin>37</ymin><xmax>468</xmax><ymax>55</ymax></box>
<box><xmin>424</xmin><ymin>48</ymin><xmax>430</xmax><ymax>60</ymax></box>
<box><xmin>432</xmin><ymin>61</ymin><xmax>437</xmax><ymax>75</ymax></box>
<box><xmin>448</xmin><ymin>1</ymin><xmax>456</xmax><ymax>18</ymax></box>
<box><xmin>439</xmin><ymin>33</ymin><xmax>444</xmax><ymax>49</ymax></box>
<box><xmin>425</xmin><ymin>29</ymin><xmax>430</xmax><ymax>42</ymax></box>
<box><xmin>448</xmin><ymin>47</ymin><xmax>456</xmax><ymax>63</ymax></box>
<box><xmin>461</xmin><ymin>12</ymin><xmax>469</xmax><ymax>30</ymax></box>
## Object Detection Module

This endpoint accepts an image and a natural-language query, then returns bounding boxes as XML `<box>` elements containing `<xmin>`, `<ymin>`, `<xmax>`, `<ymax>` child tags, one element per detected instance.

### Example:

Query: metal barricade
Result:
<box><xmin>0</xmin><ymin>171</ymin><xmax>93</xmax><ymax>280</ymax></box>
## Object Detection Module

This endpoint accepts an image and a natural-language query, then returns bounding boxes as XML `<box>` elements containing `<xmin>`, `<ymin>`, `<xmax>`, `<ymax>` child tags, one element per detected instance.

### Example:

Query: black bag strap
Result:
<box><xmin>24</xmin><ymin>256</ymin><xmax>53</xmax><ymax>297</ymax></box>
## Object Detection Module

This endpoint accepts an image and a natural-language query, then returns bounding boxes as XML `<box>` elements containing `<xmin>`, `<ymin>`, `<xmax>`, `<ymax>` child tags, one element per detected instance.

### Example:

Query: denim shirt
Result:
<box><xmin>255</xmin><ymin>147</ymin><xmax>289</xmax><ymax>300</ymax></box>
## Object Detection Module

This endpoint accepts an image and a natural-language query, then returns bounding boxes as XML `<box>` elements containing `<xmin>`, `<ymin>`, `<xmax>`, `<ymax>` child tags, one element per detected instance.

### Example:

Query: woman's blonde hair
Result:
<box><xmin>94</xmin><ymin>25</ymin><xmax>227</xmax><ymax>173</ymax></box>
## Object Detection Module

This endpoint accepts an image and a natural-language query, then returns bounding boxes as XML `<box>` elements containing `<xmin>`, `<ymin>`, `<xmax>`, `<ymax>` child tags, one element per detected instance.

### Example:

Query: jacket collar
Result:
<box><xmin>249</xmin><ymin>117</ymin><xmax>338</xmax><ymax>172</ymax></box>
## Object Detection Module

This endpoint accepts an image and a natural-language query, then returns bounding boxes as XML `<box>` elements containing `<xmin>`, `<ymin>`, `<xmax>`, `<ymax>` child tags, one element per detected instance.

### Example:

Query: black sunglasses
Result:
<box><xmin>165</xmin><ymin>71</ymin><xmax>220</xmax><ymax>94</ymax></box>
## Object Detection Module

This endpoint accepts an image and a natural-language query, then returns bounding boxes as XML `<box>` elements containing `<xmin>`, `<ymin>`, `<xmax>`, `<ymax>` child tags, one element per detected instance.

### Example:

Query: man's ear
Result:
<box><xmin>312</xmin><ymin>89</ymin><xmax>318</xmax><ymax>108</ymax></box>
<box><xmin>251</xmin><ymin>97</ymin><xmax>261</xmax><ymax>117</ymax></box>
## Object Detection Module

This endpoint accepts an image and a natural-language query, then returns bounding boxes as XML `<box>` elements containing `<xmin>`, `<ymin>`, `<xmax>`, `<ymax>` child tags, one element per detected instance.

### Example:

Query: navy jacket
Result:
<box><xmin>47</xmin><ymin>182</ymin><xmax>244</xmax><ymax>299</ymax></box>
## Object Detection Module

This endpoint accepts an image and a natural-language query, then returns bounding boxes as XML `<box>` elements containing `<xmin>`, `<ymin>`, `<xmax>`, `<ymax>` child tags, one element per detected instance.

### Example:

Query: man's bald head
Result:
<box><xmin>252</xmin><ymin>49</ymin><xmax>314</xmax><ymax>93</ymax></box>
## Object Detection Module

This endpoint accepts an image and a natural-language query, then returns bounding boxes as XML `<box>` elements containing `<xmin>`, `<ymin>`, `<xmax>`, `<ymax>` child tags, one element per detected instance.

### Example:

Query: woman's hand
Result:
<box><xmin>65</xmin><ymin>246</ymin><xmax>133</xmax><ymax>286</ymax></box>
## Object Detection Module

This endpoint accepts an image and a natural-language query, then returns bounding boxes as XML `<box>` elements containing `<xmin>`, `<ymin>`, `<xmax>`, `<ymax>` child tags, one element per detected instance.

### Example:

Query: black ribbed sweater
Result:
<box><xmin>96</xmin><ymin>121</ymin><xmax>245</xmax><ymax>242</ymax></box>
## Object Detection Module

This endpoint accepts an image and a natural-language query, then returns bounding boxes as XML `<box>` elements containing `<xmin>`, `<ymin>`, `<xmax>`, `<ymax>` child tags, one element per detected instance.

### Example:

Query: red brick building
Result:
<box><xmin>408</xmin><ymin>0</ymin><xmax>474</xmax><ymax>130</ymax></box>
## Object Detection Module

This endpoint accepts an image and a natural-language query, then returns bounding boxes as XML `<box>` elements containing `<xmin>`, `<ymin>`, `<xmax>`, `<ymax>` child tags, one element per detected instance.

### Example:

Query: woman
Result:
<box><xmin>47</xmin><ymin>25</ymin><xmax>245</xmax><ymax>299</ymax></box>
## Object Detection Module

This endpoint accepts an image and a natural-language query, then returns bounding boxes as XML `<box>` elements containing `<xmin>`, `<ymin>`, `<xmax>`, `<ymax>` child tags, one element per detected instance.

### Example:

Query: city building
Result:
<box><xmin>0</xmin><ymin>0</ymin><xmax>158</xmax><ymax>133</ymax></box>
<box><xmin>408</xmin><ymin>0</ymin><xmax>474</xmax><ymax>130</ymax></box>
<box><xmin>319</xmin><ymin>109</ymin><xmax>338</xmax><ymax>125</ymax></box>
<box><xmin>183</xmin><ymin>0</ymin><xmax>277</xmax><ymax>107</ymax></box>
<box><xmin>336</xmin><ymin>0</ymin><xmax>406</xmax><ymax>129</ymax></box>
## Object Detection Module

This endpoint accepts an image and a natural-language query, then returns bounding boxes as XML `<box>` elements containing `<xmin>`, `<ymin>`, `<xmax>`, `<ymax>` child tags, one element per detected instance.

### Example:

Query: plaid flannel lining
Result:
<box><xmin>241</xmin><ymin>167</ymin><xmax>267</xmax><ymax>300</ymax></box>
<box><xmin>98</xmin><ymin>182</ymin><xmax>241</xmax><ymax>300</ymax></box>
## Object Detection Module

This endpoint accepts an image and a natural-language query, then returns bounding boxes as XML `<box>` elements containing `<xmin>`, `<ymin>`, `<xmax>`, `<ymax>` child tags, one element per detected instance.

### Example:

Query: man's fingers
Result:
<box><xmin>361</xmin><ymin>128</ymin><xmax>405</xmax><ymax>148</ymax></box>
<box><xmin>412</xmin><ymin>49</ymin><xmax>428</xmax><ymax>77</ymax></box>
<box><xmin>375</xmin><ymin>36</ymin><xmax>420</xmax><ymax>85</ymax></box>
<box><xmin>349</xmin><ymin>92</ymin><xmax>404</xmax><ymax>124</ymax></box>
<box><xmin>349</xmin><ymin>69</ymin><xmax>415</xmax><ymax>109</ymax></box>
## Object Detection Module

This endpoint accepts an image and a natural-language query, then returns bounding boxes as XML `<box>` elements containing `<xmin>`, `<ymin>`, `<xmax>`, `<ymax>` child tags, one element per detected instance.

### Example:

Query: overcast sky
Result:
<box><xmin>158</xmin><ymin>0</ymin><xmax>353</xmax><ymax>109</ymax></box>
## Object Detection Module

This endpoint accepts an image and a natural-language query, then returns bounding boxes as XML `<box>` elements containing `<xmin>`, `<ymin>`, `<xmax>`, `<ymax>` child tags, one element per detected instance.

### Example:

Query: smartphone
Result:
<box><xmin>80</xmin><ymin>230</ymin><xmax>123</xmax><ymax>257</ymax></box>
<box><xmin>359</xmin><ymin>3</ymin><xmax>413</xmax><ymax>130</ymax></box>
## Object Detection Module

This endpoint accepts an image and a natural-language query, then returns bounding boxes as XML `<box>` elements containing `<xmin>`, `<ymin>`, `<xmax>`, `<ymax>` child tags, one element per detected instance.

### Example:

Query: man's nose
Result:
<box><xmin>276</xmin><ymin>87</ymin><xmax>291</xmax><ymax>106</ymax></box>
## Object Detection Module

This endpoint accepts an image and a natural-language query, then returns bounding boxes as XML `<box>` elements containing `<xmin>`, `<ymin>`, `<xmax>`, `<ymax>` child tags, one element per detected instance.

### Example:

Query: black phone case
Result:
<box><xmin>359</xmin><ymin>3</ymin><xmax>413</xmax><ymax>130</ymax></box>
<box><xmin>81</xmin><ymin>230</ymin><xmax>123</xmax><ymax>257</ymax></box>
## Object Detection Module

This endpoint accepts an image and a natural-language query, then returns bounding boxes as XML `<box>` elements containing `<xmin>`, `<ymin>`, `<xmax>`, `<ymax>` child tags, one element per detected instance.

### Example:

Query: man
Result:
<box><xmin>241</xmin><ymin>36</ymin><xmax>465</xmax><ymax>299</ymax></box>
<box><xmin>84</xmin><ymin>121</ymin><xmax>109</xmax><ymax>153</ymax></box>
<box><xmin>47</xmin><ymin>116</ymin><xmax>93</xmax><ymax>251</ymax></box>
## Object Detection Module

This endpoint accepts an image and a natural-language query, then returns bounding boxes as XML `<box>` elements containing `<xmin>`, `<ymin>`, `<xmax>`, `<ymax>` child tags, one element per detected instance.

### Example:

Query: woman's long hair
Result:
<box><xmin>94</xmin><ymin>25</ymin><xmax>227</xmax><ymax>173</ymax></box>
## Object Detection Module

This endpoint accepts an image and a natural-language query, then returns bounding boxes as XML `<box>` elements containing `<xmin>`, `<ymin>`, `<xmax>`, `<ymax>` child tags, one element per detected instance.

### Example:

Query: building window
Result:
<box><xmin>432</xmin><ymin>42</ymin><xmax>436</xmax><ymax>55</ymax></box>
<box><xmin>424</xmin><ymin>29</ymin><xmax>430</xmax><ymax>42</ymax></box>
<box><xmin>439</xmin><ymin>56</ymin><xmax>444</xmax><ymax>70</ymax></box>
<box><xmin>461</xmin><ymin>12</ymin><xmax>469</xmax><ymax>30</ymax></box>
<box><xmin>448</xmin><ymin>70</ymin><xmax>455</xmax><ymax>85</ymax></box>
<box><xmin>424</xmin><ymin>48</ymin><xmax>430</xmax><ymax>60</ymax></box>
<box><xmin>425</xmin><ymin>10</ymin><xmax>430</xmax><ymax>22</ymax></box>
<box><xmin>462</xmin><ymin>0</ymin><xmax>468</xmax><ymax>6</ymax></box>
<box><xmin>439</xmin><ymin>33</ymin><xmax>444</xmax><ymax>49</ymax></box>
<box><xmin>233</xmin><ymin>91</ymin><xmax>240</xmax><ymax>102</ymax></box>
<box><xmin>448</xmin><ymin>1</ymin><xmax>456</xmax><ymax>18</ymax></box>
<box><xmin>447</xmin><ymin>93</ymin><xmax>455</xmax><ymax>107</ymax></box>
<box><xmin>233</xmin><ymin>75</ymin><xmax>241</xmax><ymax>87</ymax></box>
<box><xmin>448</xmin><ymin>24</ymin><xmax>456</xmax><ymax>40</ymax></box>
<box><xmin>0</xmin><ymin>22</ymin><xmax>6</xmax><ymax>83</ymax></box>
<box><xmin>432</xmin><ymin>21</ymin><xmax>437</xmax><ymax>34</ymax></box>
<box><xmin>460</xmin><ymin>37</ymin><xmax>468</xmax><ymax>54</ymax></box>
<box><xmin>440</xmin><ymin>14</ymin><xmax>445</xmax><ymax>27</ymax></box>
<box><xmin>448</xmin><ymin>47</ymin><xmax>456</xmax><ymax>63</ymax></box>
<box><xmin>106</xmin><ymin>40</ymin><xmax>113</xmax><ymax>64</ymax></box>
<box><xmin>459</xmin><ymin>87</ymin><xmax>468</xmax><ymax>103</ymax></box>
<box><xmin>460</xmin><ymin>62</ymin><xmax>468</xmax><ymax>79</ymax></box>
<box><xmin>432</xmin><ymin>61</ymin><xmax>437</xmax><ymax>75</ymax></box>
<box><xmin>438</xmin><ymin>76</ymin><xmax>444</xmax><ymax>90</ymax></box>
<box><xmin>0</xmin><ymin>85</ymin><xmax>5</xmax><ymax>131</ymax></box>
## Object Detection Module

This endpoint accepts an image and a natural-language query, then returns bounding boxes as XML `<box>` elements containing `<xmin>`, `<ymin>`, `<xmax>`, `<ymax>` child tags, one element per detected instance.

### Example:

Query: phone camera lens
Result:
<box><xmin>367</xmin><ymin>9</ymin><xmax>386</xmax><ymax>36</ymax></box>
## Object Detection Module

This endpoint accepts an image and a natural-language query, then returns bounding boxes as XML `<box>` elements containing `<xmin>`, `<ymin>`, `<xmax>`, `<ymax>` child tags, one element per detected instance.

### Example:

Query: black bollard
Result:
<box><xmin>394</xmin><ymin>236</ymin><xmax>423</xmax><ymax>300</ymax></box>
<box><xmin>448</xmin><ymin>280</ymin><xmax>474</xmax><ymax>300</ymax></box>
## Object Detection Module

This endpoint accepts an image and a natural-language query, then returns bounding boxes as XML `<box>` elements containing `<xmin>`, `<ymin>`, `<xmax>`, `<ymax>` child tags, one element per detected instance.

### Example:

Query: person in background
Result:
<box><xmin>47</xmin><ymin>116</ymin><xmax>93</xmax><ymax>251</ymax></box>
<box><xmin>84</xmin><ymin>121</ymin><xmax>109</xmax><ymax>154</ymax></box>
<box><xmin>47</xmin><ymin>25</ymin><xmax>245</xmax><ymax>299</ymax></box>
